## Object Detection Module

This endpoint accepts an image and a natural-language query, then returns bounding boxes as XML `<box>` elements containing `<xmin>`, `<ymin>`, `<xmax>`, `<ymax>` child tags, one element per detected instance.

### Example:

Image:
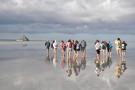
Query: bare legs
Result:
<box><xmin>53</xmin><ymin>48</ymin><xmax>57</xmax><ymax>66</ymax></box>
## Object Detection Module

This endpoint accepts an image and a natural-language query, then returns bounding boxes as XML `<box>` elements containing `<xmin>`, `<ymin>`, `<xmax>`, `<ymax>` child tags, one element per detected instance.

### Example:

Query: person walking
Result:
<box><xmin>45</xmin><ymin>40</ymin><xmax>50</xmax><ymax>56</ymax></box>
<box><xmin>95</xmin><ymin>40</ymin><xmax>101</xmax><ymax>61</ymax></box>
<box><xmin>121</xmin><ymin>41</ymin><xmax>127</xmax><ymax>61</ymax></box>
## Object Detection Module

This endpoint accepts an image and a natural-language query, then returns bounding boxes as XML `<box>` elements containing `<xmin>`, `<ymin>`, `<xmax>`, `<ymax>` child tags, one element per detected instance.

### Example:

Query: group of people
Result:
<box><xmin>114</xmin><ymin>38</ymin><xmax>127</xmax><ymax>78</ymax></box>
<box><xmin>45</xmin><ymin>39</ymin><xmax>87</xmax><ymax>77</ymax></box>
<box><xmin>45</xmin><ymin>37</ymin><xmax>127</xmax><ymax>78</ymax></box>
<box><xmin>95</xmin><ymin>40</ymin><xmax>113</xmax><ymax>60</ymax></box>
<box><xmin>94</xmin><ymin>37</ymin><xmax>127</xmax><ymax>78</ymax></box>
<box><xmin>94</xmin><ymin>40</ymin><xmax>113</xmax><ymax>76</ymax></box>
<box><xmin>114</xmin><ymin>38</ymin><xmax>127</xmax><ymax>61</ymax></box>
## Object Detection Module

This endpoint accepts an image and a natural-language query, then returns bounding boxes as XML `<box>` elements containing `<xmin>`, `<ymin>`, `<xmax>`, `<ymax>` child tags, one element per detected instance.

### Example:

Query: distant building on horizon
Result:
<box><xmin>16</xmin><ymin>35</ymin><xmax>29</xmax><ymax>41</ymax></box>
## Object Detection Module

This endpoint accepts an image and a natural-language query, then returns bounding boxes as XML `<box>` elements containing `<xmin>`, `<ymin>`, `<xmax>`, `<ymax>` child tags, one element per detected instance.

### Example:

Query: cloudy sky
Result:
<box><xmin>0</xmin><ymin>0</ymin><xmax>135</xmax><ymax>33</ymax></box>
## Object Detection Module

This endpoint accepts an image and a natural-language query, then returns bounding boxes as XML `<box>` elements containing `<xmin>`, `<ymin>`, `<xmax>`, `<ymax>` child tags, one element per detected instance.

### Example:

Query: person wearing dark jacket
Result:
<box><xmin>45</xmin><ymin>40</ymin><xmax>50</xmax><ymax>56</ymax></box>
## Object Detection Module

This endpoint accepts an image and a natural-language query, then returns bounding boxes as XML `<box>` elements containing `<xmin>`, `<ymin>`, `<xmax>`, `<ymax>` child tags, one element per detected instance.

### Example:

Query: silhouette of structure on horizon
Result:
<box><xmin>16</xmin><ymin>34</ymin><xmax>29</xmax><ymax>41</ymax></box>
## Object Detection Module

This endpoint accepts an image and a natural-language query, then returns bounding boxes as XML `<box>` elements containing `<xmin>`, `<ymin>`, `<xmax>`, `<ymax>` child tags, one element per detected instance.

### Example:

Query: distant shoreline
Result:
<box><xmin>0</xmin><ymin>39</ymin><xmax>46</xmax><ymax>42</ymax></box>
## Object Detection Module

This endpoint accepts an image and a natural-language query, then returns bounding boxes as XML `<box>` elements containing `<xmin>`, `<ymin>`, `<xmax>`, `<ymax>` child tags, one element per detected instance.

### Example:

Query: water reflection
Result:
<box><xmin>45</xmin><ymin>55</ymin><xmax>51</xmax><ymax>64</ymax></box>
<box><xmin>94</xmin><ymin>55</ymin><xmax>112</xmax><ymax>76</ymax></box>
<box><xmin>60</xmin><ymin>54</ymin><xmax>66</xmax><ymax>69</ymax></box>
<box><xmin>64</xmin><ymin>50</ymin><xmax>87</xmax><ymax>77</ymax></box>
<box><xmin>80</xmin><ymin>57</ymin><xmax>86</xmax><ymax>70</ymax></box>
<box><xmin>114</xmin><ymin>63</ymin><xmax>122</xmax><ymax>78</ymax></box>
<box><xmin>20</xmin><ymin>42</ymin><xmax>28</xmax><ymax>47</ymax></box>
<box><xmin>22</xmin><ymin>43</ymin><xmax>28</xmax><ymax>47</ymax></box>
<box><xmin>42</xmin><ymin>40</ymin><xmax>128</xmax><ymax>78</ymax></box>
<box><xmin>114</xmin><ymin>60</ymin><xmax>127</xmax><ymax>79</ymax></box>
<box><xmin>121</xmin><ymin>61</ymin><xmax>127</xmax><ymax>72</ymax></box>
<box><xmin>80</xmin><ymin>49</ymin><xmax>87</xmax><ymax>70</ymax></box>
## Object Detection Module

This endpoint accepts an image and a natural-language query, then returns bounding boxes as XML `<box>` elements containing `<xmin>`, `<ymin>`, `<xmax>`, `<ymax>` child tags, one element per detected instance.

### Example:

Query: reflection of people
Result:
<box><xmin>106</xmin><ymin>56</ymin><xmax>112</xmax><ymax>68</ymax></box>
<box><xmin>72</xmin><ymin>60</ymin><xmax>80</xmax><ymax>76</ymax></box>
<box><xmin>80</xmin><ymin>57</ymin><xmax>86</xmax><ymax>70</ymax></box>
<box><xmin>72</xmin><ymin>40</ymin><xmax>81</xmax><ymax>76</ymax></box>
<box><xmin>45</xmin><ymin>55</ymin><xmax>50</xmax><ymax>64</ymax></box>
<box><xmin>53</xmin><ymin>40</ymin><xmax>58</xmax><ymax>66</ymax></box>
<box><xmin>45</xmin><ymin>40</ymin><xmax>50</xmax><ymax>56</ymax></box>
<box><xmin>100</xmin><ymin>56</ymin><xmax>112</xmax><ymax>71</ymax></box>
<box><xmin>94</xmin><ymin>59</ymin><xmax>102</xmax><ymax>76</ymax></box>
<box><xmin>22</xmin><ymin>43</ymin><xmax>28</xmax><ymax>47</ymax></box>
<box><xmin>121</xmin><ymin>61</ymin><xmax>127</xmax><ymax>72</ymax></box>
<box><xmin>115</xmin><ymin>64</ymin><xmax>122</xmax><ymax>78</ymax></box>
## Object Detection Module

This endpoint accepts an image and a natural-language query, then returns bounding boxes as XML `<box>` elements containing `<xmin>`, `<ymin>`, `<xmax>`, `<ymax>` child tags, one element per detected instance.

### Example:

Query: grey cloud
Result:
<box><xmin>0</xmin><ymin>0</ymin><xmax>135</xmax><ymax>33</ymax></box>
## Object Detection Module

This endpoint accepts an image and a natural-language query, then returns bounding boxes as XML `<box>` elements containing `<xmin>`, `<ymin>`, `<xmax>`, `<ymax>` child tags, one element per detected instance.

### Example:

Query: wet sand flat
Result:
<box><xmin>0</xmin><ymin>40</ymin><xmax>135</xmax><ymax>90</ymax></box>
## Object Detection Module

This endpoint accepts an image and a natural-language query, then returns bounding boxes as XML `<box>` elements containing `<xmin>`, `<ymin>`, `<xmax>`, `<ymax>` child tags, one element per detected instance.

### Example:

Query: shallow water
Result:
<box><xmin>0</xmin><ymin>33</ymin><xmax>135</xmax><ymax>90</ymax></box>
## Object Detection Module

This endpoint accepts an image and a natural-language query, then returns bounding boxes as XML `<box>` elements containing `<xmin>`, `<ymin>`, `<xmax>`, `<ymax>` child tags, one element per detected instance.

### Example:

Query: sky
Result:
<box><xmin>0</xmin><ymin>0</ymin><xmax>135</xmax><ymax>33</ymax></box>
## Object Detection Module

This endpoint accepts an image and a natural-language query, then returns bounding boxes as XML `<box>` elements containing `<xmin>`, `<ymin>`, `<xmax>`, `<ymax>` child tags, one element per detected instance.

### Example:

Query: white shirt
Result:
<box><xmin>95</xmin><ymin>42</ymin><xmax>101</xmax><ymax>50</ymax></box>
<box><xmin>53</xmin><ymin>41</ymin><xmax>58</xmax><ymax>49</ymax></box>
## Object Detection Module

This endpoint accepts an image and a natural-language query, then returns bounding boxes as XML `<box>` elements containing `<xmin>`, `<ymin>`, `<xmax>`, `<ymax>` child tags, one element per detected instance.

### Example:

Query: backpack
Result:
<box><xmin>102</xmin><ymin>44</ymin><xmax>106</xmax><ymax>49</ymax></box>
<box><xmin>109</xmin><ymin>43</ymin><xmax>113</xmax><ymax>49</ymax></box>
<box><xmin>121</xmin><ymin>43</ymin><xmax>126</xmax><ymax>49</ymax></box>
<box><xmin>45</xmin><ymin>41</ymin><xmax>50</xmax><ymax>48</ymax></box>
<box><xmin>81</xmin><ymin>40</ymin><xmax>86</xmax><ymax>48</ymax></box>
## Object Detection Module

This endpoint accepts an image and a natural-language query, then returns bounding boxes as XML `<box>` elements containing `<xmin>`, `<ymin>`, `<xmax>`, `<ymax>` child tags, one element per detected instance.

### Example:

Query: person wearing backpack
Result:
<box><xmin>101</xmin><ymin>41</ymin><xmax>106</xmax><ymax>60</ymax></box>
<box><xmin>121</xmin><ymin>41</ymin><xmax>127</xmax><ymax>61</ymax></box>
<box><xmin>115</xmin><ymin>38</ymin><xmax>122</xmax><ymax>58</ymax></box>
<box><xmin>45</xmin><ymin>40</ymin><xmax>50</xmax><ymax>56</ymax></box>
<box><xmin>107</xmin><ymin>41</ymin><xmax>113</xmax><ymax>57</ymax></box>
<box><xmin>80</xmin><ymin>40</ymin><xmax>87</xmax><ymax>51</ymax></box>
